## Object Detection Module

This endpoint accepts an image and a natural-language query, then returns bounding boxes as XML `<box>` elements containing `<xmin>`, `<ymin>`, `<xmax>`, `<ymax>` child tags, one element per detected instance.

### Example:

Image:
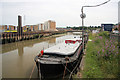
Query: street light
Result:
<box><xmin>80</xmin><ymin>0</ymin><xmax>111</xmax><ymax>53</ymax></box>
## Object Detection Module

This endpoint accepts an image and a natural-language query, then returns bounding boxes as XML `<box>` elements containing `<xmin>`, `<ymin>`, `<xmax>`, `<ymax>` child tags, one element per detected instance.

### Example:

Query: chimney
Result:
<box><xmin>18</xmin><ymin>15</ymin><xmax>23</xmax><ymax>36</ymax></box>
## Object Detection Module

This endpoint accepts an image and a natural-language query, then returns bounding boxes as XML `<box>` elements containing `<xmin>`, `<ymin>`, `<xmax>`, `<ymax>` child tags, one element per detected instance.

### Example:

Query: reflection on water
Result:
<box><xmin>48</xmin><ymin>38</ymin><xmax>56</xmax><ymax>43</ymax></box>
<box><xmin>2</xmin><ymin>33</ymin><xmax>74</xmax><ymax>78</ymax></box>
<box><xmin>2</xmin><ymin>37</ymin><xmax>57</xmax><ymax>54</ymax></box>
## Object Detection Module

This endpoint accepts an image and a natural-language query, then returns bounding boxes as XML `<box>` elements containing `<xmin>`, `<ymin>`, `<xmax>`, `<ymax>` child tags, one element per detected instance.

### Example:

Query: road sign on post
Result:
<box><xmin>80</xmin><ymin>13</ymin><xmax>86</xmax><ymax>19</ymax></box>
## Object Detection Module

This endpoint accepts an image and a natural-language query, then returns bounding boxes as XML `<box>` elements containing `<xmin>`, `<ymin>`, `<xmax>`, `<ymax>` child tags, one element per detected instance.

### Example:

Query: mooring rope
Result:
<box><xmin>62</xmin><ymin>61</ymin><xmax>68</xmax><ymax>80</ymax></box>
<box><xmin>68</xmin><ymin>54</ymin><xmax>82</xmax><ymax>80</ymax></box>
<box><xmin>62</xmin><ymin>58</ymin><xmax>80</xmax><ymax>79</ymax></box>
<box><xmin>61</xmin><ymin>62</ymin><xmax>71</xmax><ymax>73</ymax></box>
<box><xmin>29</xmin><ymin>62</ymin><xmax>36</xmax><ymax>80</ymax></box>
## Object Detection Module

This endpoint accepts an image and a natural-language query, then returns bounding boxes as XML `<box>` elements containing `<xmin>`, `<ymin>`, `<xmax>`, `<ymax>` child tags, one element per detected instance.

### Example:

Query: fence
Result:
<box><xmin>0</xmin><ymin>31</ymin><xmax>66</xmax><ymax>44</ymax></box>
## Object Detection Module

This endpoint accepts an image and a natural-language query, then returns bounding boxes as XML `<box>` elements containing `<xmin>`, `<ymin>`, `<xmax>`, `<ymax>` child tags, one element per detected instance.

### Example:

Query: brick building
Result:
<box><xmin>33</xmin><ymin>25</ymin><xmax>39</xmax><ymax>31</ymax></box>
<box><xmin>49</xmin><ymin>20</ymin><xmax>56</xmax><ymax>31</ymax></box>
<box><xmin>44</xmin><ymin>20</ymin><xmax>56</xmax><ymax>31</ymax></box>
<box><xmin>23</xmin><ymin>26</ymin><xmax>27</xmax><ymax>31</ymax></box>
<box><xmin>118</xmin><ymin>22</ymin><xmax>120</xmax><ymax>32</ymax></box>
<box><xmin>41</xmin><ymin>24</ymin><xmax>44</xmax><ymax>30</ymax></box>
<box><xmin>30</xmin><ymin>25</ymin><xmax>34</xmax><ymax>31</ymax></box>
<box><xmin>0</xmin><ymin>25</ymin><xmax>15</xmax><ymax>31</ymax></box>
<box><xmin>9</xmin><ymin>25</ymin><xmax>15</xmax><ymax>30</ymax></box>
<box><xmin>0</xmin><ymin>25</ymin><xmax>7</xmax><ymax>31</ymax></box>
<box><xmin>38</xmin><ymin>23</ymin><xmax>44</xmax><ymax>31</ymax></box>
<box><xmin>25</xmin><ymin>25</ymin><xmax>39</xmax><ymax>31</ymax></box>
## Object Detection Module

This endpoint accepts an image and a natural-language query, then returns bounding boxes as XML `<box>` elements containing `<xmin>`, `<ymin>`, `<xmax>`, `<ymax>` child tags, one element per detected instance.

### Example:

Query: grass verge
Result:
<box><xmin>82</xmin><ymin>31</ymin><xmax>119</xmax><ymax>78</ymax></box>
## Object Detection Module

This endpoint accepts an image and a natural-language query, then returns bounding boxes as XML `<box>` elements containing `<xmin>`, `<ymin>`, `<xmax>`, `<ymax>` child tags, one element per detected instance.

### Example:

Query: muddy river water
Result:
<box><xmin>1</xmin><ymin>33</ymin><xmax>77</xmax><ymax>78</ymax></box>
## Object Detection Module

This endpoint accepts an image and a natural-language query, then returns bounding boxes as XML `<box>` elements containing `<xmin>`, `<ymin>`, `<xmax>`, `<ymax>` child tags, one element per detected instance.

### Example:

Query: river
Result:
<box><xmin>2</xmin><ymin>33</ymin><xmax>75</xmax><ymax>78</ymax></box>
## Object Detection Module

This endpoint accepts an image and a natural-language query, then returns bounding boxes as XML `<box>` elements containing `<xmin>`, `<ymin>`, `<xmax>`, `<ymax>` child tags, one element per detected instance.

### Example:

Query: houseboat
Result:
<box><xmin>34</xmin><ymin>35</ymin><xmax>86</xmax><ymax>78</ymax></box>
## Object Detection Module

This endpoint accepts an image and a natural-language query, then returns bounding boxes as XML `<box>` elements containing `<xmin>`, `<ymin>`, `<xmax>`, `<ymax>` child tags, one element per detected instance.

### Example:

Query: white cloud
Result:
<box><xmin>1</xmin><ymin>0</ymin><xmax>119</xmax><ymax>27</ymax></box>
<box><xmin>0</xmin><ymin>3</ymin><xmax>2</xmax><ymax>25</ymax></box>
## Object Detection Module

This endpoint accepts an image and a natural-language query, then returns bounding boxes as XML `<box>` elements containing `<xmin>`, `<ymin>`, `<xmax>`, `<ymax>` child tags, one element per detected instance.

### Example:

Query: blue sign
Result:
<box><xmin>101</xmin><ymin>24</ymin><xmax>113</xmax><ymax>32</ymax></box>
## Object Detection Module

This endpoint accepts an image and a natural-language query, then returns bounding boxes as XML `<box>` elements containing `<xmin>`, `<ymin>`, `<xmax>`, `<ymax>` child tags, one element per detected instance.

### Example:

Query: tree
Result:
<box><xmin>114</xmin><ymin>27</ymin><xmax>118</xmax><ymax>30</ymax></box>
<box><xmin>98</xmin><ymin>26</ymin><xmax>101</xmax><ymax>28</ymax></box>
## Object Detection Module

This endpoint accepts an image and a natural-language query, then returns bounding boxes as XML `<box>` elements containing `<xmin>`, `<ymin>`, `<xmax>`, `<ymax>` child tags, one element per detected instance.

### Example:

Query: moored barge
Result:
<box><xmin>34</xmin><ymin>35</ymin><xmax>85</xmax><ymax>78</ymax></box>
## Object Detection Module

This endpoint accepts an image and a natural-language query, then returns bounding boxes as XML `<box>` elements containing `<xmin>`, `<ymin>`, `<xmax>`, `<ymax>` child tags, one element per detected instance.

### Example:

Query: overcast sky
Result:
<box><xmin>0</xmin><ymin>0</ymin><xmax>119</xmax><ymax>27</ymax></box>
<box><xmin>118</xmin><ymin>1</ymin><xmax>120</xmax><ymax>24</ymax></box>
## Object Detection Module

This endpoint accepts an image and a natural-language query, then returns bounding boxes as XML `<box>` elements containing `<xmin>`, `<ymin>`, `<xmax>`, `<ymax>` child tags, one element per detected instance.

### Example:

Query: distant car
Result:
<box><xmin>92</xmin><ymin>30</ymin><xmax>99</xmax><ymax>33</ymax></box>
<box><xmin>113</xmin><ymin>30</ymin><xmax>119</xmax><ymax>34</ymax></box>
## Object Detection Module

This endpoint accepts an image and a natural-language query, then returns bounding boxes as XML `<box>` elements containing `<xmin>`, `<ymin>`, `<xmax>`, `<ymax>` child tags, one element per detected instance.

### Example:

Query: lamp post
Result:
<box><xmin>80</xmin><ymin>0</ymin><xmax>111</xmax><ymax>53</ymax></box>
<box><xmin>80</xmin><ymin>7</ymin><xmax>86</xmax><ymax>53</ymax></box>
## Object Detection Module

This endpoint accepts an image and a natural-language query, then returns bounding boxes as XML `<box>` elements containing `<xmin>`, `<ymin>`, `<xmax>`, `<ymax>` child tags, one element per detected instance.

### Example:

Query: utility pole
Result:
<box><xmin>80</xmin><ymin>0</ymin><xmax>111</xmax><ymax>53</ymax></box>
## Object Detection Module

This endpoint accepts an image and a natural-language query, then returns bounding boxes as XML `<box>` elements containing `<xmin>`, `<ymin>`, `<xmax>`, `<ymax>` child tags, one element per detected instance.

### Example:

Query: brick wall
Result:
<box><xmin>34</xmin><ymin>25</ymin><xmax>38</xmax><ymax>31</ymax></box>
<box><xmin>49</xmin><ymin>20</ymin><xmax>56</xmax><ymax>31</ymax></box>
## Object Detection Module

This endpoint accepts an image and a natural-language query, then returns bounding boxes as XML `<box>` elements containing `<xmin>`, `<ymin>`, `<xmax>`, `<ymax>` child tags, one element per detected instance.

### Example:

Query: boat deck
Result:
<box><xmin>44</xmin><ymin>40</ymin><xmax>82</xmax><ymax>56</ymax></box>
